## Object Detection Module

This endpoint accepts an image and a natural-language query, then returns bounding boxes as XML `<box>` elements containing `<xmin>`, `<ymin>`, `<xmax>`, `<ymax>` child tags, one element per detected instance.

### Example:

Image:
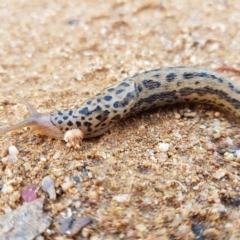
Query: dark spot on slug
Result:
<box><xmin>101</xmin><ymin>123</ymin><xmax>107</xmax><ymax>126</ymax></box>
<box><xmin>138</xmin><ymin>85</ymin><xmax>143</xmax><ymax>92</ymax></box>
<box><xmin>81</xmin><ymin>116</ymin><xmax>85</xmax><ymax>120</ymax></box>
<box><xmin>218</xmin><ymin>78</ymin><xmax>223</xmax><ymax>83</ymax></box>
<box><xmin>73</xmin><ymin>115</ymin><xmax>78</xmax><ymax>118</ymax></box>
<box><xmin>112</xmin><ymin>114</ymin><xmax>121</xmax><ymax>121</ymax></box>
<box><xmin>65</xmin><ymin>128</ymin><xmax>69</xmax><ymax>131</ymax></box>
<box><xmin>198</xmin><ymin>72</ymin><xmax>208</xmax><ymax>78</ymax></box>
<box><xmin>58</xmin><ymin>120</ymin><xmax>63</xmax><ymax>124</ymax></box>
<box><xmin>87</xmin><ymin>101</ymin><xmax>92</xmax><ymax>105</ymax></box>
<box><xmin>79</xmin><ymin>107</ymin><xmax>89</xmax><ymax>116</ymax></box>
<box><xmin>153</xmin><ymin>74</ymin><xmax>160</xmax><ymax>78</ymax></box>
<box><xmin>116</xmin><ymin>89</ymin><xmax>124</xmax><ymax>94</ymax></box>
<box><xmin>195</xmin><ymin>81</ymin><xmax>200</xmax><ymax>85</ymax></box>
<box><xmin>105</xmin><ymin>105</ymin><xmax>110</xmax><ymax>108</ymax></box>
<box><xmin>63</xmin><ymin>116</ymin><xmax>68</xmax><ymax>120</ymax></box>
<box><xmin>228</xmin><ymin>82</ymin><xmax>234</xmax><ymax>89</ymax></box>
<box><xmin>103</xmin><ymin>110</ymin><xmax>111</xmax><ymax>115</ymax></box>
<box><xmin>96</xmin><ymin>115</ymin><xmax>102</xmax><ymax>121</ymax></box>
<box><xmin>58</xmin><ymin>111</ymin><xmax>63</xmax><ymax>115</ymax></box>
<box><xmin>54</xmin><ymin>117</ymin><xmax>58</xmax><ymax>121</ymax></box>
<box><xmin>104</xmin><ymin>95</ymin><xmax>112</xmax><ymax>101</ymax></box>
<box><xmin>183</xmin><ymin>73</ymin><xmax>194</xmax><ymax>79</ymax></box>
<box><xmin>67</xmin><ymin>121</ymin><xmax>73</xmax><ymax>126</ymax></box>
<box><xmin>76</xmin><ymin>121</ymin><xmax>81</xmax><ymax>127</ymax></box>
<box><xmin>107</xmin><ymin>88</ymin><xmax>115</xmax><ymax>92</ymax></box>
<box><xmin>113</xmin><ymin>101</ymin><xmax>123</xmax><ymax>108</ymax></box>
<box><xmin>89</xmin><ymin>117</ymin><xmax>93</xmax><ymax>120</ymax></box>
<box><xmin>84</xmin><ymin>122</ymin><xmax>92</xmax><ymax>127</ymax></box>
<box><xmin>142</xmin><ymin>79</ymin><xmax>161</xmax><ymax>90</ymax></box>
<box><xmin>68</xmin><ymin>110</ymin><xmax>73</xmax><ymax>115</ymax></box>
<box><xmin>119</xmin><ymin>82</ymin><xmax>130</xmax><ymax>87</ymax></box>
<box><xmin>177</xmin><ymin>82</ymin><xmax>181</xmax><ymax>86</ymax></box>
<box><xmin>166</xmin><ymin>73</ymin><xmax>177</xmax><ymax>82</ymax></box>
<box><xmin>87</xmin><ymin>128</ymin><xmax>92</xmax><ymax>132</ymax></box>
<box><xmin>97</xmin><ymin>99</ymin><xmax>101</xmax><ymax>102</ymax></box>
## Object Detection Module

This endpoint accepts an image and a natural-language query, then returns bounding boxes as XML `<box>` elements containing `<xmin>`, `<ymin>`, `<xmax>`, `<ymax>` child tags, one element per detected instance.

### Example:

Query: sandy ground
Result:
<box><xmin>1</xmin><ymin>0</ymin><xmax>240</xmax><ymax>239</ymax></box>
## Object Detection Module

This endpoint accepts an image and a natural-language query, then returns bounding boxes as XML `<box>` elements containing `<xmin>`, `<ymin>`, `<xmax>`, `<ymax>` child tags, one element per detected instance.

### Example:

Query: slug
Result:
<box><xmin>1</xmin><ymin>66</ymin><xmax>240</xmax><ymax>146</ymax></box>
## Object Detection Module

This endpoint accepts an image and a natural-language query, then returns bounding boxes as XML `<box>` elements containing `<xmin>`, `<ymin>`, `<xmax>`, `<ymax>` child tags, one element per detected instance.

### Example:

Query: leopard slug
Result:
<box><xmin>1</xmin><ymin>66</ymin><xmax>240</xmax><ymax>142</ymax></box>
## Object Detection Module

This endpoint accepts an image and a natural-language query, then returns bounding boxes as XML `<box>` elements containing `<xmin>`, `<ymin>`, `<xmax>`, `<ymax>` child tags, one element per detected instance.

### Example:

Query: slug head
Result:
<box><xmin>0</xmin><ymin>96</ymin><xmax>64</xmax><ymax>139</ymax></box>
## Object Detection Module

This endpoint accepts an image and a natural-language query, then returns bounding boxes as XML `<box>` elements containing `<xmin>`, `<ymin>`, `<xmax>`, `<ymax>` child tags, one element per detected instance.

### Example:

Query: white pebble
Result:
<box><xmin>41</xmin><ymin>175</ymin><xmax>56</xmax><ymax>200</ymax></box>
<box><xmin>8</xmin><ymin>145</ymin><xmax>19</xmax><ymax>156</ymax></box>
<box><xmin>40</xmin><ymin>155</ymin><xmax>47</xmax><ymax>161</ymax></box>
<box><xmin>53</xmin><ymin>151</ymin><xmax>61</xmax><ymax>159</ymax></box>
<box><xmin>213</xmin><ymin>169</ymin><xmax>226</xmax><ymax>180</ymax></box>
<box><xmin>113</xmin><ymin>194</ymin><xmax>130</xmax><ymax>203</ymax></box>
<box><xmin>236</xmin><ymin>150</ymin><xmax>240</xmax><ymax>158</ymax></box>
<box><xmin>158</xmin><ymin>142</ymin><xmax>170</xmax><ymax>152</ymax></box>
<box><xmin>61</xmin><ymin>181</ymin><xmax>74</xmax><ymax>192</ymax></box>
<box><xmin>224</xmin><ymin>152</ymin><xmax>234</xmax><ymax>162</ymax></box>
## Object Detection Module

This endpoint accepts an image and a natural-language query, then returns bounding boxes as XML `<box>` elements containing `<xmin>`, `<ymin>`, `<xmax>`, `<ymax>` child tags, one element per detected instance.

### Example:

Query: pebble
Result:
<box><xmin>0</xmin><ymin>198</ymin><xmax>51</xmax><ymax>239</ymax></box>
<box><xmin>223</xmin><ymin>152</ymin><xmax>234</xmax><ymax>162</ymax></box>
<box><xmin>8</xmin><ymin>145</ymin><xmax>19</xmax><ymax>156</ymax></box>
<box><xmin>61</xmin><ymin>181</ymin><xmax>74</xmax><ymax>192</ymax></box>
<box><xmin>39</xmin><ymin>155</ymin><xmax>47</xmax><ymax>161</ymax></box>
<box><xmin>53</xmin><ymin>151</ymin><xmax>61</xmax><ymax>159</ymax></box>
<box><xmin>58</xmin><ymin>215</ymin><xmax>92</xmax><ymax>236</ymax></box>
<box><xmin>21</xmin><ymin>184</ymin><xmax>38</xmax><ymax>202</ymax></box>
<box><xmin>203</xmin><ymin>228</ymin><xmax>220</xmax><ymax>239</ymax></box>
<box><xmin>41</xmin><ymin>176</ymin><xmax>56</xmax><ymax>200</ymax></box>
<box><xmin>8</xmin><ymin>145</ymin><xmax>19</xmax><ymax>163</ymax></box>
<box><xmin>158</xmin><ymin>143</ymin><xmax>170</xmax><ymax>152</ymax></box>
<box><xmin>213</xmin><ymin>169</ymin><xmax>226</xmax><ymax>180</ymax></box>
<box><xmin>232</xmin><ymin>197</ymin><xmax>240</xmax><ymax>207</ymax></box>
<box><xmin>113</xmin><ymin>194</ymin><xmax>130</xmax><ymax>203</ymax></box>
<box><xmin>87</xmin><ymin>191</ymin><xmax>99</xmax><ymax>201</ymax></box>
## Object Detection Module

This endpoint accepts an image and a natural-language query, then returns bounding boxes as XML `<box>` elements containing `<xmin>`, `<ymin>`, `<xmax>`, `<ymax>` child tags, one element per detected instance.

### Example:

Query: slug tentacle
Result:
<box><xmin>0</xmin><ymin>96</ymin><xmax>64</xmax><ymax>139</ymax></box>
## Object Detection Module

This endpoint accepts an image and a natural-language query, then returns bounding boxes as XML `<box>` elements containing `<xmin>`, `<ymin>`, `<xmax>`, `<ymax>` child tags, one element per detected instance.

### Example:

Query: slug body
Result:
<box><xmin>1</xmin><ymin>66</ymin><xmax>240</xmax><ymax>140</ymax></box>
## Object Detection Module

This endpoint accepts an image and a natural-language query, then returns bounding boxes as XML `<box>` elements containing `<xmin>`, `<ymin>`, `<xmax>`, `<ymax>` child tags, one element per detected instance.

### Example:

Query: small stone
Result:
<box><xmin>232</xmin><ymin>197</ymin><xmax>240</xmax><ymax>207</ymax></box>
<box><xmin>203</xmin><ymin>228</ymin><xmax>220</xmax><ymax>239</ymax></box>
<box><xmin>8</xmin><ymin>145</ymin><xmax>19</xmax><ymax>156</ymax></box>
<box><xmin>113</xmin><ymin>194</ymin><xmax>130</xmax><ymax>203</ymax></box>
<box><xmin>191</xmin><ymin>224</ymin><xmax>205</xmax><ymax>238</ymax></box>
<box><xmin>213</xmin><ymin>169</ymin><xmax>226</xmax><ymax>180</ymax></box>
<box><xmin>174</xmin><ymin>113</ymin><xmax>181</xmax><ymax>119</ymax></box>
<box><xmin>184</xmin><ymin>112</ymin><xmax>197</xmax><ymax>118</ymax></box>
<box><xmin>58</xmin><ymin>215</ymin><xmax>92</xmax><ymax>236</ymax></box>
<box><xmin>21</xmin><ymin>184</ymin><xmax>38</xmax><ymax>202</ymax></box>
<box><xmin>53</xmin><ymin>151</ymin><xmax>61</xmax><ymax>159</ymax></box>
<box><xmin>40</xmin><ymin>155</ymin><xmax>47</xmax><ymax>161</ymax></box>
<box><xmin>0</xmin><ymin>198</ymin><xmax>51</xmax><ymax>239</ymax></box>
<box><xmin>214</xmin><ymin>112</ymin><xmax>221</xmax><ymax>117</ymax></box>
<box><xmin>73</xmin><ymin>176</ymin><xmax>80</xmax><ymax>182</ymax></box>
<box><xmin>158</xmin><ymin>143</ymin><xmax>170</xmax><ymax>152</ymax></box>
<box><xmin>41</xmin><ymin>176</ymin><xmax>56</xmax><ymax>200</ymax></box>
<box><xmin>87</xmin><ymin>191</ymin><xmax>99</xmax><ymax>201</ymax></box>
<box><xmin>135</xmin><ymin>223</ymin><xmax>147</xmax><ymax>232</ymax></box>
<box><xmin>223</xmin><ymin>152</ymin><xmax>234</xmax><ymax>162</ymax></box>
<box><xmin>61</xmin><ymin>181</ymin><xmax>74</xmax><ymax>192</ymax></box>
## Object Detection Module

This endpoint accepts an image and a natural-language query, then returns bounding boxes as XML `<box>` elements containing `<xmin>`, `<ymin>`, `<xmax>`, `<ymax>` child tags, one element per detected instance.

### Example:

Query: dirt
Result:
<box><xmin>1</xmin><ymin>0</ymin><xmax>240</xmax><ymax>239</ymax></box>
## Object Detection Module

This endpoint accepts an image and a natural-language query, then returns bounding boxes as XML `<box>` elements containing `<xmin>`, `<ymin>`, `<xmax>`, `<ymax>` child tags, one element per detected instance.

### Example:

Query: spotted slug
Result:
<box><xmin>0</xmin><ymin>66</ymin><xmax>240</xmax><ymax>142</ymax></box>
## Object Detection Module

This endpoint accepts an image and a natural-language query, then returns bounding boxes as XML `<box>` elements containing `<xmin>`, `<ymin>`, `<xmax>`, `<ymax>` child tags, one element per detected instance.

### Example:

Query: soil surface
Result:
<box><xmin>1</xmin><ymin>0</ymin><xmax>240</xmax><ymax>239</ymax></box>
